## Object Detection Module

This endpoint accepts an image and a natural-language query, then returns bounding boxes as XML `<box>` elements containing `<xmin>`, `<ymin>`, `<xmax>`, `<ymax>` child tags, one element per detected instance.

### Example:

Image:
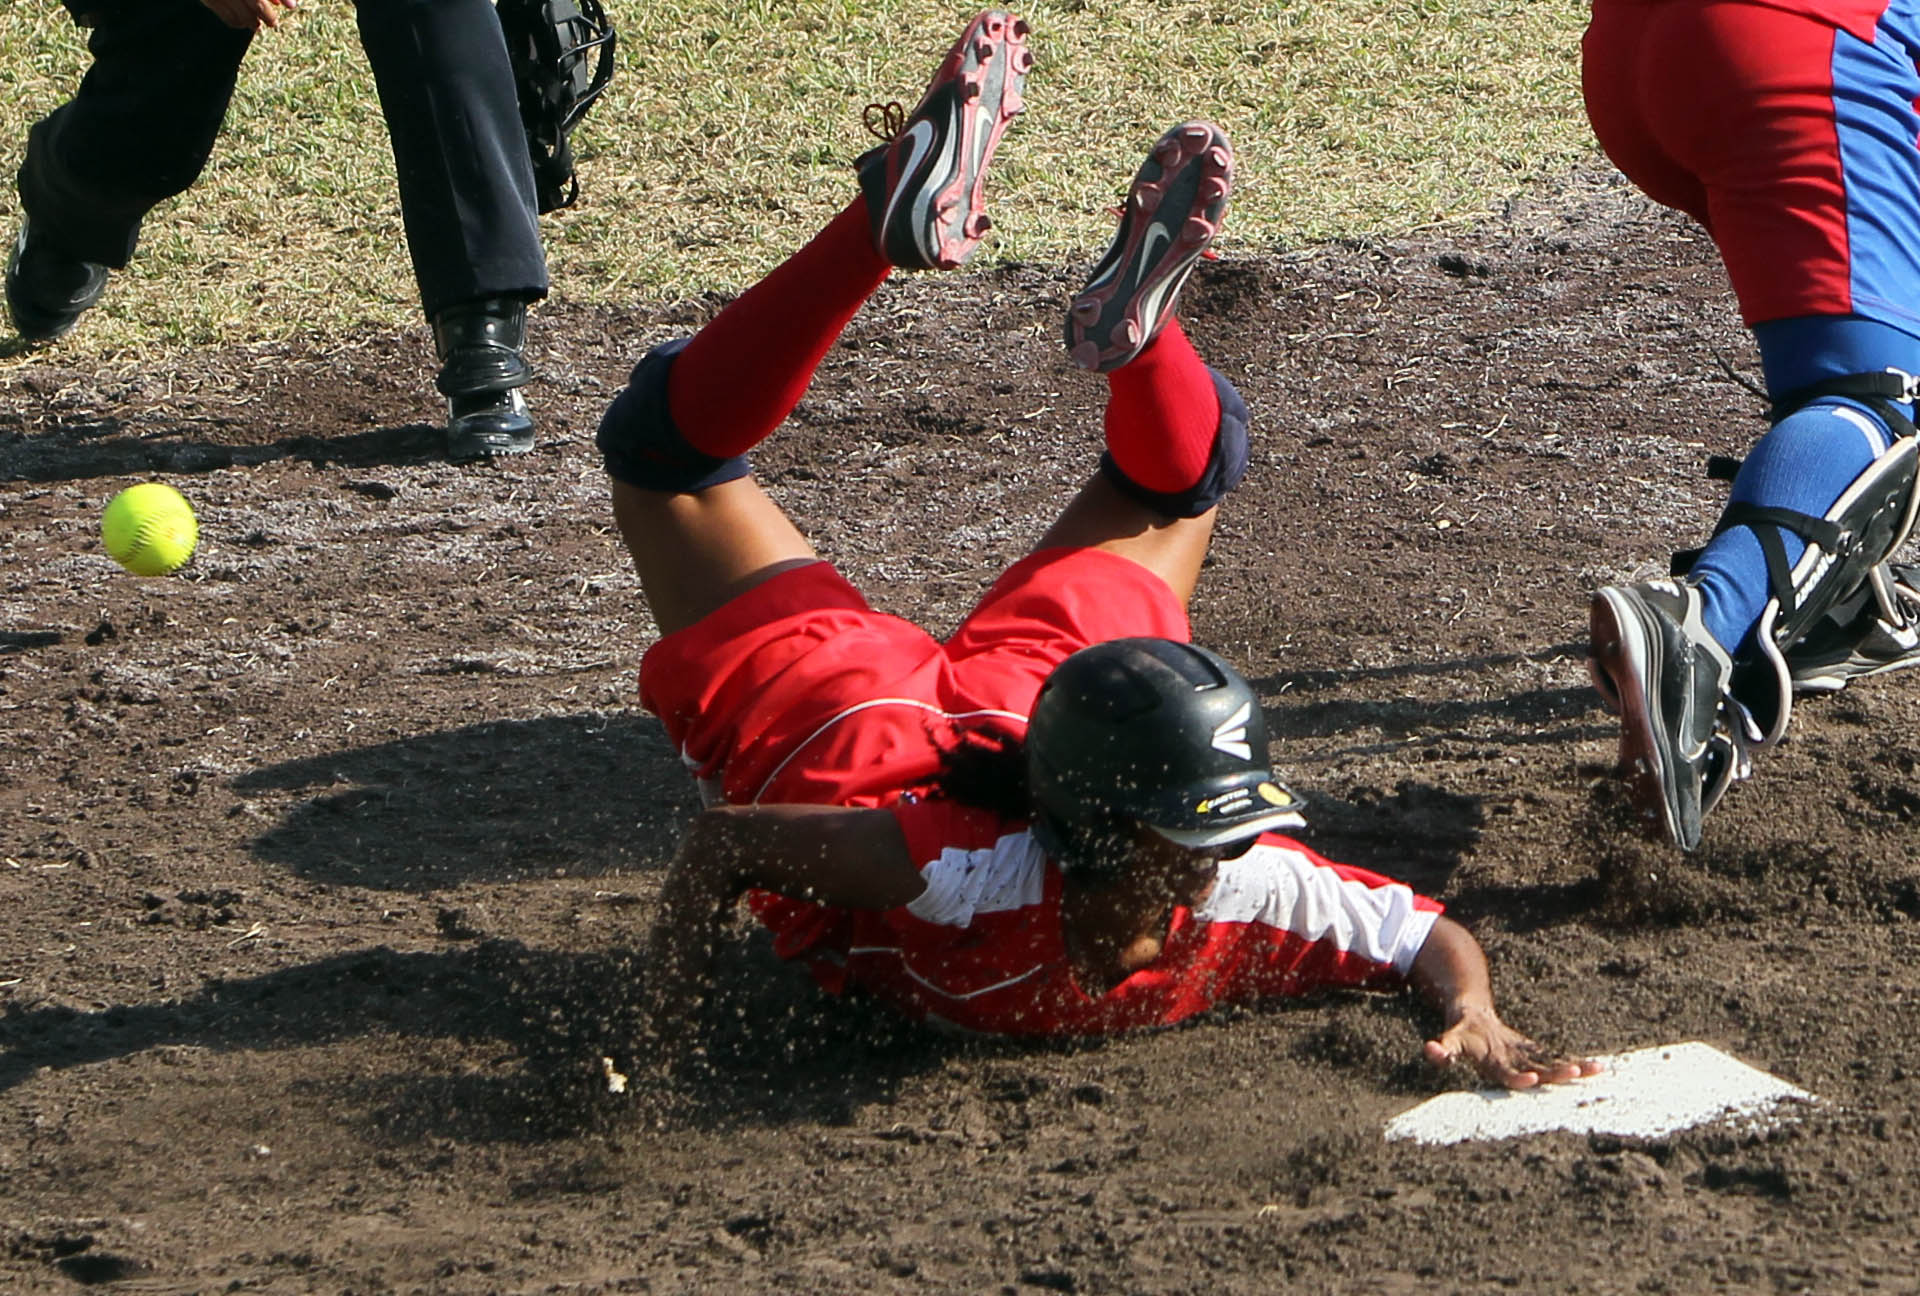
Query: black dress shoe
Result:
<box><xmin>434</xmin><ymin>296</ymin><xmax>536</xmax><ymax>460</ymax></box>
<box><xmin>5</xmin><ymin>221</ymin><xmax>108</xmax><ymax>343</ymax></box>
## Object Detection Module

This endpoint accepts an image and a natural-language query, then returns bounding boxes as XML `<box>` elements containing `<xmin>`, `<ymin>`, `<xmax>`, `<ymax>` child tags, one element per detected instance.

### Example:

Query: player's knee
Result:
<box><xmin>1098</xmin><ymin>367</ymin><xmax>1250</xmax><ymax>519</ymax></box>
<box><xmin>596</xmin><ymin>338</ymin><xmax>752</xmax><ymax>492</ymax></box>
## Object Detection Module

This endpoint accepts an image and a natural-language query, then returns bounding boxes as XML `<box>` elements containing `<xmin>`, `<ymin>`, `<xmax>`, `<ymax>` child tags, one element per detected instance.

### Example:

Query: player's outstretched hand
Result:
<box><xmin>200</xmin><ymin>0</ymin><xmax>295</xmax><ymax>31</ymax></box>
<box><xmin>1424</xmin><ymin>1003</ymin><xmax>1603</xmax><ymax>1090</ymax></box>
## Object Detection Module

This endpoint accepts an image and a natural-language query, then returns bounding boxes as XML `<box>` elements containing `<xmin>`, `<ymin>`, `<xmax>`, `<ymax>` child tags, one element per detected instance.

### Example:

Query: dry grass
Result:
<box><xmin>0</xmin><ymin>0</ymin><xmax>1594</xmax><ymax>362</ymax></box>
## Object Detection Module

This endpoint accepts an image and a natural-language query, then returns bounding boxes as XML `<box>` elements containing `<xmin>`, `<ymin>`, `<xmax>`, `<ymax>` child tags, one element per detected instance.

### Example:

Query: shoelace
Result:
<box><xmin>863</xmin><ymin>101</ymin><xmax>906</xmax><ymax>143</ymax></box>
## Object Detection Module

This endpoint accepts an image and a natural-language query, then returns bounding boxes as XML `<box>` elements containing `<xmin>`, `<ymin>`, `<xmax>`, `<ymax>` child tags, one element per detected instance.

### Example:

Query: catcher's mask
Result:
<box><xmin>1027</xmin><ymin>638</ymin><xmax>1304</xmax><ymax>881</ymax></box>
<box><xmin>498</xmin><ymin>0</ymin><xmax>617</xmax><ymax>213</ymax></box>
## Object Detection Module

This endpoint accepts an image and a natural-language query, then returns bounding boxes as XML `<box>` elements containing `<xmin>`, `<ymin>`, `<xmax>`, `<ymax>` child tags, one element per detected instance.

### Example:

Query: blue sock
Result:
<box><xmin>1690</xmin><ymin>316</ymin><xmax>1914</xmax><ymax>652</ymax></box>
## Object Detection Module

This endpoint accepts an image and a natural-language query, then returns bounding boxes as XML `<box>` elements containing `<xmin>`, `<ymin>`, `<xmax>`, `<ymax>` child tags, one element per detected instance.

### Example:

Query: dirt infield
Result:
<box><xmin>4</xmin><ymin>167</ymin><xmax>1919</xmax><ymax>1293</ymax></box>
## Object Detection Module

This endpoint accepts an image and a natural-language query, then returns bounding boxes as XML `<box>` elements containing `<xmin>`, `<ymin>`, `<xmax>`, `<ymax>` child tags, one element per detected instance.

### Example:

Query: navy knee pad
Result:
<box><xmin>596</xmin><ymin>337</ymin><xmax>753</xmax><ymax>492</ymax></box>
<box><xmin>1097</xmin><ymin>366</ymin><xmax>1250</xmax><ymax>519</ymax></box>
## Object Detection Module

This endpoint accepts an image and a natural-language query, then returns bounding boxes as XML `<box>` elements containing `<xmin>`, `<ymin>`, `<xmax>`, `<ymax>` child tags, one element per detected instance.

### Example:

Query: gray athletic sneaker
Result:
<box><xmin>855</xmin><ymin>10</ymin><xmax>1032</xmax><ymax>271</ymax></box>
<box><xmin>1589</xmin><ymin>578</ymin><xmax>1751</xmax><ymax>852</ymax></box>
<box><xmin>1066</xmin><ymin>121</ymin><xmax>1233</xmax><ymax>372</ymax></box>
<box><xmin>1785</xmin><ymin>561</ymin><xmax>1920</xmax><ymax>692</ymax></box>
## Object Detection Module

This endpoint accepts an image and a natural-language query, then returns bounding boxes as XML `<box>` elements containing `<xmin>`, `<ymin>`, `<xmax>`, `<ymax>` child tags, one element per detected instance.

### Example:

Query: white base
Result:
<box><xmin>1383</xmin><ymin>1042</ymin><xmax>1815</xmax><ymax>1146</ymax></box>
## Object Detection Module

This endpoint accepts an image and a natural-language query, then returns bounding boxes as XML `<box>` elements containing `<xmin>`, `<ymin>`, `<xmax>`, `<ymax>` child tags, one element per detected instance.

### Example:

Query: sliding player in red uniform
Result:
<box><xmin>597</xmin><ymin>12</ymin><xmax>1597</xmax><ymax>1088</ymax></box>
<box><xmin>1584</xmin><ymin>0</ymin><xmax>1920</xmax><ymax>850</ymax></box>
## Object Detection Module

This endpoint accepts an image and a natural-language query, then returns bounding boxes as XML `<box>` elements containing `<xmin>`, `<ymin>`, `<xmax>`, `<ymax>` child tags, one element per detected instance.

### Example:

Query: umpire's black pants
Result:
<box><xmin>17</xmin><ymin>0</ymin><xmax>548</xmax><ymax>319</ymax></box>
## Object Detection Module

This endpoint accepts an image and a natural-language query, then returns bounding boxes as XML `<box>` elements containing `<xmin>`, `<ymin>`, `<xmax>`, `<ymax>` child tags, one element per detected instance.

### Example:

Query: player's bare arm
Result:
<box><xmin>1409</xmin><ymin>916</ymin><xmax>1602</xmax><ymax>1091</ymax></box>
<box><xmin>640</xmin><ymin>805</ymin><xmax>924</xmax><ymax>1049</ymax></box>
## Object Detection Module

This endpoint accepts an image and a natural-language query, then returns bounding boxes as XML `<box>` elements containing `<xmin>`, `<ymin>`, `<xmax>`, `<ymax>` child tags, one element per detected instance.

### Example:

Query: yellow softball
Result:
<box><xmin>101</xmin><ymin>483</ymin><xmax>199</xmax><ymax>577</ymax></box>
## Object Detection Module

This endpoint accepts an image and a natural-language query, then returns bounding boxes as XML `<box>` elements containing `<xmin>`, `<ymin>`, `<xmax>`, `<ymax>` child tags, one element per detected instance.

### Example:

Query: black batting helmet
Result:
<box><xmin>1027</xmin><ymin>638</ymin><xmax>1304</xmax><ymax>878</ymax></box>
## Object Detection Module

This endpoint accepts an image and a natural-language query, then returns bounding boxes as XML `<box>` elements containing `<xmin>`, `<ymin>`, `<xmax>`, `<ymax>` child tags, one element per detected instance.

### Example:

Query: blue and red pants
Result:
<box><xmin>1584</xmin><ymin>0</ymin><xmax>1920</xmax><ymax>349</ymax></box>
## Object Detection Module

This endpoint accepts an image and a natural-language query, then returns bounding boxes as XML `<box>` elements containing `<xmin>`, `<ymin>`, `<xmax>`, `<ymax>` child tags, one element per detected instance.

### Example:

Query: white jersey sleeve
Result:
<box><xmin>904</xmin><ymin>830</ymin><xmax>1049</xmax><ymax>928</ymax></box>
<box><xmin>1192</xmin><ymin>840</ymin><xmax>1439</xmax><ymax>975</ymax></box>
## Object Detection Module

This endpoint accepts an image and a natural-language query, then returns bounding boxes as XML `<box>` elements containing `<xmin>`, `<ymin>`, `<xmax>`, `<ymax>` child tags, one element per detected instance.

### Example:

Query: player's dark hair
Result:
<box><xmin>923</xmin><ymin>722</ymin><xmax>1030</xmax><ymax>819</ymax></box>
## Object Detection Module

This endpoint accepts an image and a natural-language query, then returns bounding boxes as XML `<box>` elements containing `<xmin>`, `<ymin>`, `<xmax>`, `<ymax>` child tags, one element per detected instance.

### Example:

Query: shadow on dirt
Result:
<box><xmin>1267</xmin><ymin>685</ymin><xmax>1604</xmax><ymax>749</ymax></box>
<box><xmin>0</xmin><ymin>629</ymin><xmax>61</xmax><ymax>652</ymax></box>
<box><xmin>0</xmin><ymin>937</ymin><xmax>970</xmax><ymax>1138</ymax></box>
<box><xmin>1258</xmin><ymin>641</ymin><xmax>1591</xmax><ymax>695</ymax></box>
<box><xmin>235</xmin><ymin>713</ymin><xmax>699</xmax><ymax>890</ymax></box>
<box><xmin>0</xmin><ymin>419</ymin><xmax>450</xmax><ymax>482</ymax></box>
<box><xmin>1298</xmin><ymin>780</ymin><xmax>1483</xmax><ymax>894</ymax></box>
<box><xmin>1255</xmin><ymin>642</ymin><xmax>1612</xmax><ymax>756</ymax></box>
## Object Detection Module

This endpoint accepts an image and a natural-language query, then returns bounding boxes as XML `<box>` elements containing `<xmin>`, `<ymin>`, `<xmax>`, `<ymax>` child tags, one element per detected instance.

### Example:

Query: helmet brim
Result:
<box><xmin>1149</xmin><ymin>806</ymin><xmax>1305</xmax><ymax>850</ymax></box>
<box><xmin>1141</xmin><ymin>774</ymin><xmax>1306</xmax><ymax>850</ymax></box>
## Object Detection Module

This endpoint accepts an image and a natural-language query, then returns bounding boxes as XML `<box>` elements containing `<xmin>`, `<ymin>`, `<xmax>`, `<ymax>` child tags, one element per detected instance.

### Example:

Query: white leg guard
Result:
<box><xmin>1727</xmin><ymin>434</ymin><xmax>1920</xmax><ymax>742</ymax></box>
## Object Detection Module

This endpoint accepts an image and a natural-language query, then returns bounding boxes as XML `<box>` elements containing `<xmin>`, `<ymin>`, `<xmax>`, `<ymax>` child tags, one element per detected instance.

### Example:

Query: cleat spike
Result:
<box><xmin>853</xmin><ymin>10</ymin><xmax>1028</xmax><ymax>270</ymax></box>
<box><xmin>1063</xmin><ymin>121</ymin><xmax>1233</xmax><ymax>371</ymax></box>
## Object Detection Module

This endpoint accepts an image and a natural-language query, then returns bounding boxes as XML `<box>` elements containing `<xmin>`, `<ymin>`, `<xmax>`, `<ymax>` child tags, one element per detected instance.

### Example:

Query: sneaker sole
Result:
<box><xmin>1590</xmin><ymin>588</ymin><xmax>1700</xmax><ymax>851</ymax></box>
<box><xmin>1067</xmin><ymin>122</ymin><xmax>1232</xmax><ymax>372</ymax></box>
<box><xmin>879</xmin><ymin>10</ymin><xmax>1032</xmax><ymax>270</ymax></box>
<box><xmin>448</xmin><ymin>434</ymin><xmax>535</xmax><ymax>461</ymax></box>
<box><xmin>1791</xmin><ymin>650</ymin><xmax>1920</xmax><ymax>693</ymax></box>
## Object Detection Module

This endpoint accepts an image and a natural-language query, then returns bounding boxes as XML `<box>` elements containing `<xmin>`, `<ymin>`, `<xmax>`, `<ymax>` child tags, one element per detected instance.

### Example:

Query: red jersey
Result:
<box><xmin>747</xmin><ymin>799</ymin><xmax>1443</xmax><ymax>1038</ymax></box>
<box><xmin>645</xmin><ymin>545</ymin><xmax>1445</xmax><ymax>1037</ymax></box>
<box><xmin>1583</xmin><ymin>0</ymin><xmax>1920</xmax><ymax>328</ymax></box>
<box><xmin>640</xmin><ymin>547</ymin><xmax>1191</xmax><ymax>809</ymax></box>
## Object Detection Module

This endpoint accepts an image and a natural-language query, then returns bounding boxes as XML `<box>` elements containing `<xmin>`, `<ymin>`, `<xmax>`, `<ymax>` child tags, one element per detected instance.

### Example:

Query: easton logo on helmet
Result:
<box><xmin>1211</xmin><ymin>701</ymin><xmax>1252</xmax><ymax>759</ymax></box>
<box><xmin>1196</xmin><ymin>788</ymin><xmax>1255</xmax><ymax>816</ymax></box>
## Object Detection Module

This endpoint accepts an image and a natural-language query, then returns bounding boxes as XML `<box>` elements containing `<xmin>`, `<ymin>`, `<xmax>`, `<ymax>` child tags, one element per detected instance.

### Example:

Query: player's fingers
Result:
<box><xmin>1557</xmin><ymin>1056</ymin><xmax>1606</xmax><ymax>1080</ymax></box>
<box><xmin>1472</xmin><ymin>1035</ymin><xmax>1551</xmax><ymax>1089</ymax></box>
<box><xmin>1511</xmin><ymin>1039</ymin><xmax>1601</xmax><ymax>1084</ymax></box>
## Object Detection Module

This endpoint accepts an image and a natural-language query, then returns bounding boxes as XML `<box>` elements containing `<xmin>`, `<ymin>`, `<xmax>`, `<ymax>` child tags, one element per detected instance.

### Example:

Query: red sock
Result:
<box><xmin>1102</xmin><ymin>319</ymin><xmax>1222</xmax><ymax>493</ymax></box>
<box><xmin>666</xmin><ymin>198</ymin><xmax>890</xmax><ymax>458</ymax></box>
